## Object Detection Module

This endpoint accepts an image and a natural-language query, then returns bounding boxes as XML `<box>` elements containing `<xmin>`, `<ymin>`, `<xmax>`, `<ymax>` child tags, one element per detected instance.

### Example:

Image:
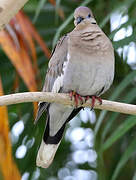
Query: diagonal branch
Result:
<box><xmin>0</xmin><ymin>92</ymin><xmax>136</xmax><ymax>115</ymax></box>
<box><xmin>0</xmin><ymin>0</ymin><xmax>29</xmax><ymax>30</ymax></box>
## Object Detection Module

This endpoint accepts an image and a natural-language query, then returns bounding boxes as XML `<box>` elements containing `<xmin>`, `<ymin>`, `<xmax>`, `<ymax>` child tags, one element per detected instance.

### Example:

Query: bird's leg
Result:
<box><xmin>69</xmin><ymin>91</ymin><xmax>74</xmax><ymax>101</ymax></box>
<box><xmin>69</xmin><ymin>92</ymin><xmax>102</xmax><ymax>109</ymax></box>
<box><xmin>69</xmin><ymin>91</ymin><xmax>84</xmax><ymax>107</ymax></box>
<box><xmin>85</xmin><ymin>96</ymin><xmax>90</xmax><ymax>102</ymax></box>
<box><xmin>78</xmin><ymin>94</ymin><xmax>84</xmax><ymax>104</ymax></box>
<box><xmin>91</xmin><ymin>95</ymin><xmax>102</xmax><ymax>110</ymax></box>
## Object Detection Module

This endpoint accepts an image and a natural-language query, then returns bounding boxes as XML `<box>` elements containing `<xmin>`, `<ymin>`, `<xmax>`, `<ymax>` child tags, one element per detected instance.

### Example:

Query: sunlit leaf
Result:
<box><xmin>16</xmin><ymin>12</ymin><xmax>38</xmax><ymax>75</ymax></box>
<box><xmin>20</xmin><ymin>11</ymin><xmax>51</xmax><ymax>59</ymax></box>
<box><xmin>0</xmin><ymin>77</ymin><xmax>21</xmax><ymax>180</ymax></box>
<box><xmin>48</xmin><ymin>0</ymin><xmax>56</xmax><ymax>6</ymax></box>
<box><xmin>55</xmin><ymin>0</ymin><xmax>65</xmax><ymax>20</ymax></box>
<box><xmin>0</xmin><ymin>31</ymin><xmax>37</xmax><ymax>91</ymax></box>
<box><xmin>100</xmin><ymin>0</ymin><xmax>136</xmax><ymax>28</ymax></box>
<box><xmin>113</xmin><ymin>31</ymin><xmax>136</xmax><ymax>49</ymax></box>
<box><xmin>12</xmin><ymin>72</ymin><xmax>19</xmax><ymax>92</ymax></box>
<box><xmin>0</xmin><ymin>30</ymin><xmax>38</xmax><ymax>115</ymax></box>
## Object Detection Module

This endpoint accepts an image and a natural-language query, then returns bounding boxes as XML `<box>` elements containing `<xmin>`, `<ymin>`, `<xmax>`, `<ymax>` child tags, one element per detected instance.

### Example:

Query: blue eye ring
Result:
<box><xmin>76</xmin><ymin>16</ymin><xmax>84</xmax><ymax>24</ymax></box>
<box><xmin>88</xmin><ymin>14</ymin><xmax>91</xmax><ymax>18</ymax></box>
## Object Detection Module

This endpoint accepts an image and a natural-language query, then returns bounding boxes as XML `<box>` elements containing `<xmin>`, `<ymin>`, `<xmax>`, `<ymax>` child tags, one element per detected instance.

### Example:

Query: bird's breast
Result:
<box><xmin>62</xmin><ymin>31</ymin><xmax>114</xmax><ymax>96</ymax></box>
<box><xmin>63</xmin><ymin>52</ymin><xmax>114</xmax><ymax>96</ymax></box>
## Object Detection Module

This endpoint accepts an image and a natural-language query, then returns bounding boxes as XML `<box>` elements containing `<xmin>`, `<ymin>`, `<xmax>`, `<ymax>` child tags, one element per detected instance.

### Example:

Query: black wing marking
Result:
<box><xmin>34</xmin><ymin>102</ymin><xmax>49</xmax><ymax>124</ymax></box>
<box><xmin>43</xmin><ymin>107</ymin><xmax>82</xmax><ymax>144</ymax></box>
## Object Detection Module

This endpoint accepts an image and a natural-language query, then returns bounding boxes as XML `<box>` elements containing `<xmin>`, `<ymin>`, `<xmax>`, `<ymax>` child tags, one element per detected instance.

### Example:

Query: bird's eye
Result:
<box><xmin>76</xmin><ymin>16</ymin><xmax>84</xmax><ymax>24</ymax></box>
<box><xmin>87</xmin><ymin>14</ymin><xmax>91</xmax><ymax>18</ymax></box>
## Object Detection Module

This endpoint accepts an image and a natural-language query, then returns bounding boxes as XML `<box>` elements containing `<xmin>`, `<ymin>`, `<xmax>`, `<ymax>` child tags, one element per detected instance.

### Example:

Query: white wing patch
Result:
<box><xmin>51</xmin><ymin>58</ymin><xmax>69</xmax><ymax>93</ymax></box>
<box><xmin>51</xmin><ymin>74</ymin><xmax>63</xmax><ymax>93</ymax></box>
<box><xmin>67</xmin><ymin>52</ymin><xmax>71</xmax><ymax>61</ymax></box>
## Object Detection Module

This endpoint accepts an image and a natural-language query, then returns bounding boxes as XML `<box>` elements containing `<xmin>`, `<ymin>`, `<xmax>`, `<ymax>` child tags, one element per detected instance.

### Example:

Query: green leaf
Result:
<box><xmin>101</xmin><ymin>112</ymin><xmax>119</xmax><ymax>142</ymax></box>
<box><xmin>101</xmin><ymin>87</ymin><xmax>136</xmax><ymax>142</ymax></box>
<box><xmin>55</xmin><ymin>0</ymin><xmax>62</xmax><ymax>24</ymax></box>
<box><xmin>111</xmin><ymin>138</ymin><xmax>136</xmax><ymax>180</ymax></box>
<box><xmin>132</xmin><ymin>173</ymin><xmax>136</xmax><ymax>180</ymax></box>
<box><xmin>100</xmin><ymin>116</ymin><xmax>136</xmax><ymax>153</ymax></box>
<box><xmin>94</xmin><ymin>71</ymin><xmax>136</xmax><ymax>137</ymax></box>
<box><xmin>33</xmin><ymin>0</ymin><xmax>47</xmax><ymax>23</ymax></box>
<box><xmin>100</xmin><ymin>0</ymin><xmax>136</xmax><ymax>28</ymax></box>
<box><xmin>109</xmin><ymin>18</ymin><xmax>136</xmax><ymax>40</ymax></box>
<box><xmin>113</xmin><ymin>31</ymin><xmax>136</xmax><ymax>49</ymax></box>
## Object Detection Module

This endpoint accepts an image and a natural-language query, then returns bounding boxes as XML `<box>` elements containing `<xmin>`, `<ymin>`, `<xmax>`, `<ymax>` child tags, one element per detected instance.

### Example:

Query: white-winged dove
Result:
<box><xmin>35</xmin><ymin>6</ymin><xmax>114</xmax><ymax>168</ymax></box>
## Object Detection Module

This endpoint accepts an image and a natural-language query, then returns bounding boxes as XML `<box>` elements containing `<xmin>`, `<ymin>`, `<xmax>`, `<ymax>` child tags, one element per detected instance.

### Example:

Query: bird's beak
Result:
<box><xmin>86</xmin><ymin>17</ymin><xmax>96</xmax><ymax>24</ymax></box>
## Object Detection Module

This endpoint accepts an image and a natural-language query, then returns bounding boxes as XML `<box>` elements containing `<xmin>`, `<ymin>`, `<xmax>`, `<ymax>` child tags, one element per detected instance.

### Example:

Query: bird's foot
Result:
<box><xmin>85</xmin><ymin>95</ymin><xmax>102</xmax><ymax>110</ymax></box>
<box><xmin>69</xmin><ymin>92</ymin><xmax>102</xmax><ymax>109</ymax></box>
<box><xmin>69</xmin><ymin>91</ymin><xmax>84</xmax><ymax>107</ymax></box>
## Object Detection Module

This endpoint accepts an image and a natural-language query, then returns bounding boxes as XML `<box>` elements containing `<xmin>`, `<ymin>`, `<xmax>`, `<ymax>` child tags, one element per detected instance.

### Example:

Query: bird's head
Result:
<box><xmin>74</xmin><ymin>6</ymin><xmax>96</xmax><ymax>27</ymax></box>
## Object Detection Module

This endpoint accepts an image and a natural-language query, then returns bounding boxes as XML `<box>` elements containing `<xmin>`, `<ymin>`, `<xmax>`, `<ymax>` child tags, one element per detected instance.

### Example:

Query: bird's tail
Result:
<box><xmin>36</xmin><ymin>106</ymin><xmax>83</xmax><ymax>168</ymax></box>
<box><xmin>36</xmin><ymin>114</ymin><xmax>66</xmax><ymax>168</ymax></box>
<box><xmin>36</xmin><ymin>140</ymin><xmax>60</xmax><ymax>168</ymax></box>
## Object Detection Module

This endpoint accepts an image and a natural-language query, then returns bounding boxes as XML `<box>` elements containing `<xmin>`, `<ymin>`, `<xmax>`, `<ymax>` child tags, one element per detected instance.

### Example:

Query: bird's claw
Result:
<box><xmin>69</xmin><ymin>92</ymin><xmax>102</xmax><ymax>109</ymax></box>
<box><xmin>79</xmin><ymin>95</ymin><xmax>102</xmax><ymax>110</ymax></box>
<box><xmin>90</xmin><ymin>95</ymin><xmax>102</xmax><ymax>110</ymax></box>
<box><xmin>69</xmin><ymin>91</ymin><xmax>84</xmax><ymax>108</ymax></box>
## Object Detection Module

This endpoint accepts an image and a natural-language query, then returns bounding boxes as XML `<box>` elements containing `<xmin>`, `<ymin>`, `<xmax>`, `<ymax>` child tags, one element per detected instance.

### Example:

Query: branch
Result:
<box><xmin>0</xmin><ymin>0</ymin><xmax>29</xmax><ymax>30</ymax></box>
<box><xmin>0</xmin><ymin>92</ymin><xmax>136</xmax><ymax>115</ymax></box>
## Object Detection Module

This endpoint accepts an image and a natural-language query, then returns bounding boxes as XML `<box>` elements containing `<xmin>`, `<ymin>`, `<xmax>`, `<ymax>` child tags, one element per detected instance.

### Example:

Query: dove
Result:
<box><xmin>35</xmin><ymin>6</ymin><xmax>114</xmax><ymax>168</ymax></box>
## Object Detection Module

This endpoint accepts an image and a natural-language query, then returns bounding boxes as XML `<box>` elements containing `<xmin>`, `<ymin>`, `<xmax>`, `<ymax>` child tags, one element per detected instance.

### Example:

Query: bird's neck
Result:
<box><xmin>68</xmin><ymin>25</ymin><xmax>112</xmax><ymax>56</ymax></box>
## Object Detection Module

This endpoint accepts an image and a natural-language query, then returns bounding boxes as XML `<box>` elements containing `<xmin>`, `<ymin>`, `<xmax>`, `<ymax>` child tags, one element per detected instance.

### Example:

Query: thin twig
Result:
<box><xmin>0</xmin><ymin>92</ymin><xmax>136</xmax><ymax>115</ymax></box>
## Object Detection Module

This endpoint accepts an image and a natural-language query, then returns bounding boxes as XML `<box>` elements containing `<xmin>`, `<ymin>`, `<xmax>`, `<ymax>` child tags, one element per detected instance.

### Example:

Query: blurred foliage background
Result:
<box><xmin>0</xmin><ymin>0</ymin><xmax>136</xmax><ymax>180</ymax></box>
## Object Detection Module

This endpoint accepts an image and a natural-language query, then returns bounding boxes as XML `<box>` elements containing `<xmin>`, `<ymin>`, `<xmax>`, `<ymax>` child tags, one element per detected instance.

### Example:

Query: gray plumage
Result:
<box><xmin>36</xmin><ymin>6</ymin><xmax>114</xmax><ymax>168</ymax></box>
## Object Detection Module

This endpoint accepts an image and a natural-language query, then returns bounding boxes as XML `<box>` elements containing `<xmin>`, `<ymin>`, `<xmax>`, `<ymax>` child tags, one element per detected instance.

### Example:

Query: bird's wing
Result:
<box><xmin>35</xmin><ymin>35</ymin><xmax>68</xmax><ymax>123</ymax></box>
